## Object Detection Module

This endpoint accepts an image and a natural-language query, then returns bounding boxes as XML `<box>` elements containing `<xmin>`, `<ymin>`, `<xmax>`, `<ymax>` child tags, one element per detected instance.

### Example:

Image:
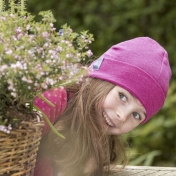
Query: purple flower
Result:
<box><xmin>59</xmin><ymin>29</ymin><xmax>63</xmax><ymax>35</ymax></box>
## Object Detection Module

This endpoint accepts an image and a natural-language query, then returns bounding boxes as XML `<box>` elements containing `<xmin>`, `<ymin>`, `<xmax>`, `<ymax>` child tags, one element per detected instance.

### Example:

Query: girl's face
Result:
<box><xmin>102</xmin><ymin>85</ymin><xmax>146</xmax><ymax>135</ymax></box>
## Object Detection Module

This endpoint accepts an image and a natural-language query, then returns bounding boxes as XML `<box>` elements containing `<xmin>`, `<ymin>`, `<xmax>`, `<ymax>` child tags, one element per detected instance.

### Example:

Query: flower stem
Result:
<box><xmin>37</xmin><ymin>93</ymin><xmax>55</xmax><ymax>107</ymax></box>
<box><xmin>34</xmin><ymin>105</ymin><xmax>65</xmax><ymax>139</ymax></box>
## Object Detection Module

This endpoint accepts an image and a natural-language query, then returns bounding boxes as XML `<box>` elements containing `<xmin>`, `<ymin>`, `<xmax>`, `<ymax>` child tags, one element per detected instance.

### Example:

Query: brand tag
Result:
<box><xmin>93</xmin><ymin>57</ymin><xmax>104</xmax><ymax>70</ymax></box>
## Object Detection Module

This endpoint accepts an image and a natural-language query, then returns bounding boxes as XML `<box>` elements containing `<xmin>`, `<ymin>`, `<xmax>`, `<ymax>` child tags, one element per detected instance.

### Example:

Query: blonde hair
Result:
<box><xmin>49</xmin><ymin>77</ymin><xmax>128</xmax><ymax>176</ymax></box>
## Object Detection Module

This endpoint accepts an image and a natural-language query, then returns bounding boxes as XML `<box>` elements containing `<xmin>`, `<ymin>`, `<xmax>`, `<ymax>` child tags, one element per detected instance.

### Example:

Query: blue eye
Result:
<box><xmin>119</xmin><ymin>92</ymin><xmax>127</xmax><ymax>102</ymax></box>
<box><xmin>132</xmin><ymin>112</ymin><xmax>141</xmax><ymax>120</ymax></box>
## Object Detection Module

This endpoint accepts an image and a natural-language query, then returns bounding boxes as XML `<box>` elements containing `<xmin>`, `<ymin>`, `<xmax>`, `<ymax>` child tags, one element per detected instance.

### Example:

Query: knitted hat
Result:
<box><xmin>89</xmin><ymin>37</ymin><xmax>172</xmax><ymax>123</ymax></box>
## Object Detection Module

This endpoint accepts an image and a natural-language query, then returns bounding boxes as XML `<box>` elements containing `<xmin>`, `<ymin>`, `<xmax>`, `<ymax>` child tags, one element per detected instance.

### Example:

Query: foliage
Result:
<box><xmin>27</xmin><ymin>0</ymin><xmax>176</xmax><ymax>74</ymax></box>
<box><xmin>130</xmin><ymin>150</ymin><xmax>161</xmax><ymax>166</ymax></box>
<box><xmin>27</xmin><ymin>0</ymin><xmax>176</xmax><ymax>166</ymax></box>
<box><xmin>0</xmin><ymin>0</ymin><xmax>94</xmax><ymax>134</ymax></box>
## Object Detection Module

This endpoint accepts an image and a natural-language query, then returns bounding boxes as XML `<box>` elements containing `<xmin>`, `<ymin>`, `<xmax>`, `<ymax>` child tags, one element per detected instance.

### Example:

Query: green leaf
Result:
<box><xmin>130</xmin><ymin>150</ymin><xmax>161</xmax><ymax>166</ymax></box>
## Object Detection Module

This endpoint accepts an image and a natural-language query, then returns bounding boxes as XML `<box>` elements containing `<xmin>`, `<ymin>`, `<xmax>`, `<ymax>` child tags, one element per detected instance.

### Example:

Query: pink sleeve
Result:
<box><xmin>34</xmin><ymin>156</ymin><xmax>53</xmax><ymax>176</ymax></box>
<box><xmin>34</xmin><ymin>88</ymin><xmax>67</xmax><ymax>136</ymax></box>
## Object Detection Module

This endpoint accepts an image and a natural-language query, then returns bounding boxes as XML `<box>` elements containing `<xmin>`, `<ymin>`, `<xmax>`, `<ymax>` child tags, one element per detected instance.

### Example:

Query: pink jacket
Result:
<box><xmin>33</xmin><ymin>88</ymin><xmax>67</xmax><ymax>176</ymax></box>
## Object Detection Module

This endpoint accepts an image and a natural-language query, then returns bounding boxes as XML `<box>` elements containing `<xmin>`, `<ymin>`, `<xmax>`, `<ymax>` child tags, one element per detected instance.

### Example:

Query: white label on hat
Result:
<box><xmin>93</xmin><ymin>57</ymin><xmax>104</xmax><ymax>70</ymax></box>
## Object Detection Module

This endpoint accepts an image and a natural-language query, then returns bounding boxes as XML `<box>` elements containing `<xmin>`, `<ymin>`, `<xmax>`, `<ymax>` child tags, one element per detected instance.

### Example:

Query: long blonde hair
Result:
<box><xmin>49</xmin><ymin>77</ymin><xmax>128</xmax><ymax>176</ymax></box>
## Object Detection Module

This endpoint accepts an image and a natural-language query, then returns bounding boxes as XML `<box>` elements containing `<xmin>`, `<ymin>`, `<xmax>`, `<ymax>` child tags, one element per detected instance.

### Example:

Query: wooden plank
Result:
<box><xmin>110</xmin><ymin>166</ymin><xmax>176</xmax><ymax>176</ymax></box>
<box><xmin>111</xmin><ymin>170</ymin><xmax>158</xmax><ymax>176</ymax></box>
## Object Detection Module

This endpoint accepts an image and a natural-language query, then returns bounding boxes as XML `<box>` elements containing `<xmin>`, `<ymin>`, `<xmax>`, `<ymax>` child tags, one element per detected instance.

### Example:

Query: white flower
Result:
<box><xmin>15</xmin><ymin>27</ymin><xmax>22</xmax><ymax>33</ymax></box>
<box><xmin>1</xmin><ymin>17</ymin><xmax>6</xmax><ymax>20</ymax></box>
<box><xmin>66</xmin><ymin>54</ymin><xmax>70</xmax><ymax>58</ymax></box>
<box><xmin>46</xmin><ymin>60</ymin><xmax>51</xmax><ymax>63</ymax></box>
<box><xmin>16</xmin><ymin>61</ymin><xmax>23</xmax><ymax>69</ymax></box>
<box><xmin>46</xmin><ymin>78</ymin><xmax>55</xmax><ymax>85</ymax></box>
<box><xmin>22</xmin><ymin>76</ymin><xmax>32</xmax><ymax>83</ymax></box>
<box><xmin>22</xmin><ymin>76</ymin><xmax>27</xmax><ymax>82</ymax></box>
<box><xmin>0</xmin><ymin>65</ymin><xmax>8</xmax><ymax>72</ymax></box>
<box><xmin>36</xmin><ymin>74</ymin><xmax>41</xmax><ymax>80</ymax></box>
<box><xmin>70</xmin><ymin>72</ymin><xmax>74</xmax><ymax>76</ymax></box>
<box><xmin>59</xmin><ymin>76</ymin><xmax>63</xmax><ymax>80</ymax></box>
<box><xmin>0</xmin><ymin>125</ymin><xmax>5</xmax><ymax>131</ymax></box>
<box><xmin>28</xmin><ymin>49</ymin><xmax>34</xmax><ymax>55</ymax></box>
<box><xmin>26</xmin><ymin>25</ymin><xmax>30</xmax><ymax>30</ymax></box>
<box><xmin>44</xmin><ymin>43</ymin><xmax>49</xmax><ymax>47</ymax></box>
<box><xmin>51</xmin><ymin>27</ymin><xmax>56</xmax><ymax>31</ymax></box>
<box><xmin>37</xmin><ymin>48</ymin><xmax>42</xmax><ymax>54</ymax></box>
<box><xmin>50</xmin><ymin>23</ymin><xmax>54</xmax><ymax>27</ymax></box>
<box><xmin>34</xmin><ymin>82</ymin><xmax>38</xmax><ymax>86</ymax></box>
<box><xmin>8</xmin><ymin>84</ymin><xmax>14</xmax><ymax>90</ymax></box>
<box><xmin>87</xmin><ymin>50</ymin><xmax>93</xmax><ymax>57</ymax></box>
<box><xmin>11</xmin><ymin>92</ymin><xmax>17</xmax><ymax>97</ymax></box>
<box><xmin>42</xmin><ymin>32</ymin><xmax>49</xmax><ymax>38</ymax></box>
<box><xmin>23</xmin><ymin>63</ymin><xmax>27</xmax><ymax>70</ymax></box>
<box><xmin>6</xmin><ymin>50</ymin><xmax>13</xmax><ymax>54</ymax></box>
<box><xmin>56</xmin><ymin>46</ymin><xmax>62</xmax><ymax>51</ymax></box>
<box><xmin>12</xmin><ymin>36</ymin><xmax>17</xmax><ymax>41</ymax></box>
<box><xmin>49</xmin><ymin>50</ymin><xmax>53</xmax><ymax>54</ymax></box>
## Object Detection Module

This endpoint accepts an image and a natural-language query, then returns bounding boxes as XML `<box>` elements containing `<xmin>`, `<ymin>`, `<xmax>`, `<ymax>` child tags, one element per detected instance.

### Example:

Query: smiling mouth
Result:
<box><xmin>103</xmin><ymin>112</ymin><xmax>115</xmax><ymax>127</ymax></box>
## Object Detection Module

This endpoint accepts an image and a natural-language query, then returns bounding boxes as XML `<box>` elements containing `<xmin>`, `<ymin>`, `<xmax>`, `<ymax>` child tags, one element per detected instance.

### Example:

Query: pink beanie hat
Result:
<box><xmin>89</xmin><ymin>37</ymin><xmax>172</xmax><ymax>123</ymax></box>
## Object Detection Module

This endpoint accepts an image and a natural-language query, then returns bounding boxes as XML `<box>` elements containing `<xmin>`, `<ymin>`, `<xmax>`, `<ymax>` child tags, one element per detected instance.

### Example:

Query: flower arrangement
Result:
<box><xmin>0</xmin><ymin>0</ymin><xmax>94</xmax><ymax>135</ymax></box>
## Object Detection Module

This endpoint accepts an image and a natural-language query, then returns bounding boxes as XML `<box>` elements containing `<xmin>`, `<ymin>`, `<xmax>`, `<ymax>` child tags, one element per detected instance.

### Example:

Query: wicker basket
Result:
<box><xmin>0</xmin><ymin>117</ymin><xmax>44</xmax><ymax>176</ymax></box>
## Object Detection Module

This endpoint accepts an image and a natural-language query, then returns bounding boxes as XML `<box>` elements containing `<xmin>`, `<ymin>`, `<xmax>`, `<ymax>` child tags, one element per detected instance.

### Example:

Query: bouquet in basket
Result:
<box><xmin>0</xmin><ymin>0</ymin><xmax>94</xmax><ymax>136</ymax></box>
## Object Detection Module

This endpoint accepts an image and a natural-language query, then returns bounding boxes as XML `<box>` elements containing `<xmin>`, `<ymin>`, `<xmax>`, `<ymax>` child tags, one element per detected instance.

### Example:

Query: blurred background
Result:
<box><xmin>27</xmin><ymin>0</ymin><xmax>176</xmax><ymax>167</ymax></box>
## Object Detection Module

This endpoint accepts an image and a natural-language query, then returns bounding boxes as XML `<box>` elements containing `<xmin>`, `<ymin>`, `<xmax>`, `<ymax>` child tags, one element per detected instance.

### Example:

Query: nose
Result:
<box><xmin>116</xmin><ymin>110</ymin><xmax>128</xmax><ymax>123</ymax></box>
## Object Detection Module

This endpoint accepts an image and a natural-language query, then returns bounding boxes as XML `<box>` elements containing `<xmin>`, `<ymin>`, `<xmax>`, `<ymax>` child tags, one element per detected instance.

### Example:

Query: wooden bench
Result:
<box><xmin>110</xmin><ymin>166</ymin><xmax>176</xmax><ymax>176</ymax></box>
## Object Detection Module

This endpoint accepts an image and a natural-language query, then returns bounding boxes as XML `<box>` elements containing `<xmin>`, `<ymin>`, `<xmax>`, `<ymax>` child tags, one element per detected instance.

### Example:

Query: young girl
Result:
<box><xmin>34</xmin><ymin>37</ymin><xmax>172</xmax><ymax>176</ymax></box>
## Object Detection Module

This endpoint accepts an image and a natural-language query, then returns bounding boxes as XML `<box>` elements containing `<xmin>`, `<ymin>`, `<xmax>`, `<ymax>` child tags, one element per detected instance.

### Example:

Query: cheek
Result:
<box><xmin>125</xmin><ymin>121</ymin><xmax>140</xmax><ymax>133</ymax></box>
<box><xmin>117</xmin><ymin>120</ymin><xmax>140</xmax><ymax>134</ymax></box>
<box><xmin>103</xmin><ymin>96</ymin><xmax>119</xmax><ymax>109</ymax></box>
<box><xmin>103</xmin><ymin>102</ymin><xmax>114</xmax><ymax>111</ymax></box>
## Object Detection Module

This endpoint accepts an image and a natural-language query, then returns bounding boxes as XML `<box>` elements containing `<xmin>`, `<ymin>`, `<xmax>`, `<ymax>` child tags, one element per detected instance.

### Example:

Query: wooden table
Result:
<box><xmin>110</xmin><ymin>166</ymin><xmax>176</xmax><ymax>176</ymax></box>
